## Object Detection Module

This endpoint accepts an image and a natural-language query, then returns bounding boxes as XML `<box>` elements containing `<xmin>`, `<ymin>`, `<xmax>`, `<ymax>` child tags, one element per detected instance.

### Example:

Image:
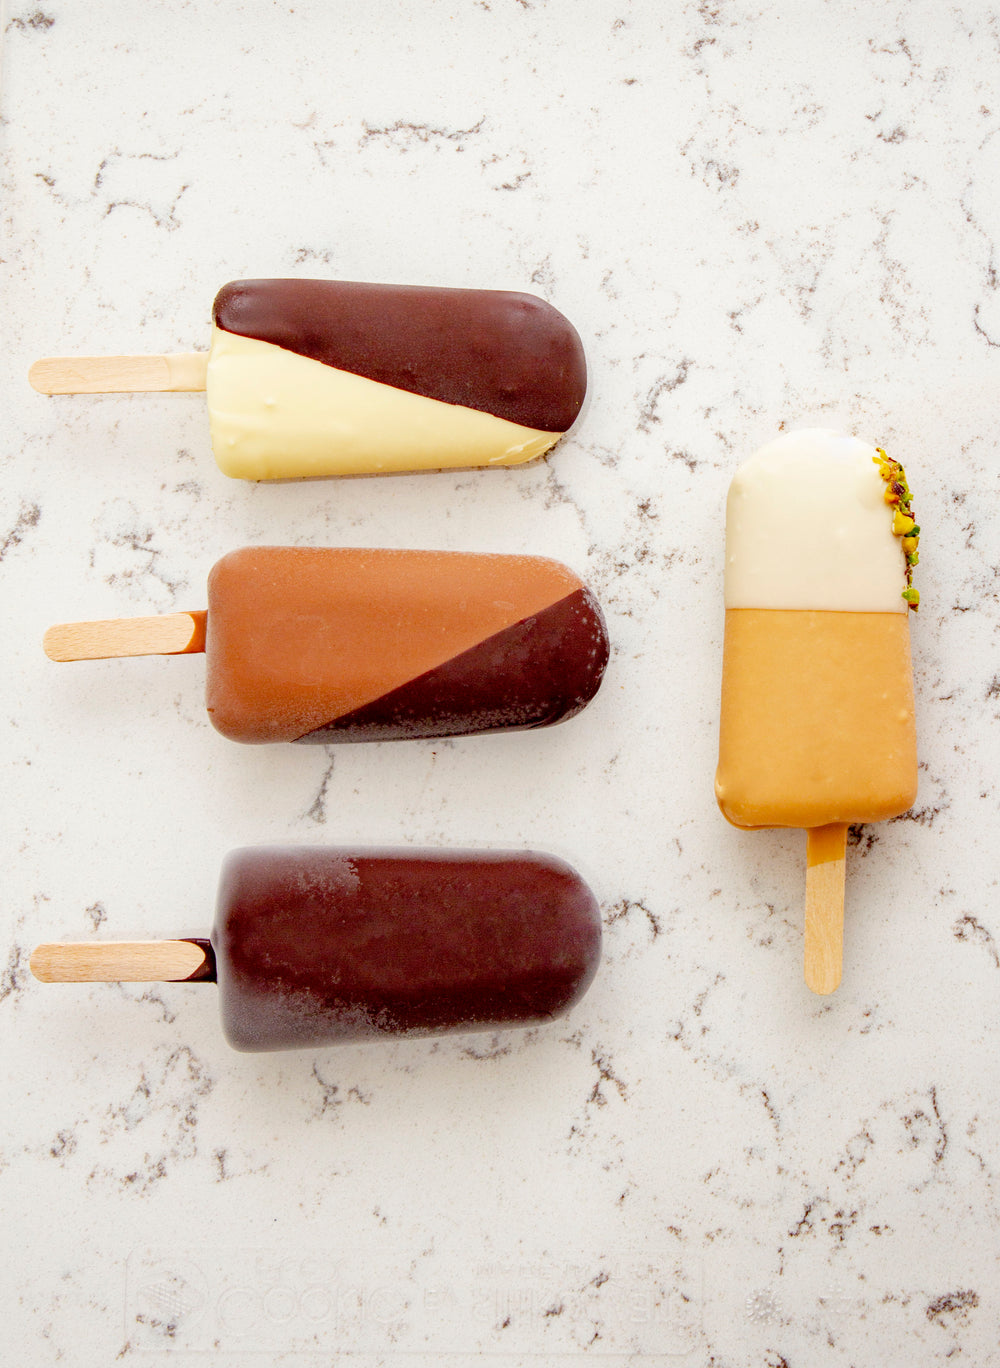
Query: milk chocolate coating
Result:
<box><xmin>296</xmin><ymin>587</ymin><xmax>608</xmax><ymax>743</ymax></box>
<box><xmin>204</xmin><ymin>547</ymin><xmax>608</xmax><ymax>745</ymax></box>
<box><xmin>212</xmin><ymin>279</ymin><xmax>587</xmax><ymax>432</ymax></box>
<box><xmin>214</xmin><ymin>847</ymin><xmax>602</xmax><ymax>1052</ymax></box>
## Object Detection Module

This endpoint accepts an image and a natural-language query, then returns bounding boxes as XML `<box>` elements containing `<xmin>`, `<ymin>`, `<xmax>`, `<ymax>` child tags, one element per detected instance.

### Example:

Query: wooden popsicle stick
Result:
<box><xmin>28</xmin><ymin>352</ymin><xmax>208</xmax><ymax>394</ymax></box>
<box><xmin>30</xmin><ymin>940</ymin><xmax>211</xmax><ymax>983</ymax></box>
<box><xmin>43</xmin><ymin>610</ymin><xmax>207</xmax><ymax>662</ymax></box>
<box><xmin>803</xmin><ymin>823</ymin><xmax>848</xmax><ymax>995</ymax></box>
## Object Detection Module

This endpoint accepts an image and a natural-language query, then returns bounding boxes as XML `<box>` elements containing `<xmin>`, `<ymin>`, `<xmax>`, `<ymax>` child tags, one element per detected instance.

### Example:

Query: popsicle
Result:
<box><xmin>715</xmin><ymin>430</ymin><xmax>919</xmax><ymax>994</ymax></box>
<box><xmin>30</xmin><ymin>846</ymin><xmax>603</xmax><ymax>1052</ymax></box>
<box><xmin>28</xmin><ymin>279</ymin><xmax>587</xmax><ymax>479</ymax></box>
<box><xmin>43</xmin><ymin>546</ymin><xmax>610</xmax><ymax>744</ymax></box>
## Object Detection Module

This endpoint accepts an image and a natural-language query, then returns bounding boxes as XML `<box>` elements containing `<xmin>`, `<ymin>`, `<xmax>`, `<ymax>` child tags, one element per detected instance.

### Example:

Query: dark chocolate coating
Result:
<box><xmin>214</xmin><ymin>847</ymin><xmax>602</xmax><ymax>1052</ymax></box>
<box><xmin>212</xmin><ymin>279</ymin><xmax>587</xmax><ymax>433</ymax></box>
<box><xmin>294</xmin><ymin>588</ymin><xmax>609</xmax><ymax>744</ymax></box>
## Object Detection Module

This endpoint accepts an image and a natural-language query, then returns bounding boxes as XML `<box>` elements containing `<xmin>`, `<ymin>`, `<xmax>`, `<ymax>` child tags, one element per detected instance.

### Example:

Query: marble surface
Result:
<box><xmin>2</xmin><ymin>1</ymin><xmax>999</xmax><ymax>1363</ymax></box>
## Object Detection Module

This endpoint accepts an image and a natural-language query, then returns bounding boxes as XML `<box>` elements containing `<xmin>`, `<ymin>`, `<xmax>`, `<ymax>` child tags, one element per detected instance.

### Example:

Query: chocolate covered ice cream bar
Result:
<box><xmin>29</xmin><ymin>279</ymin><xmax>587</xmax><ymax>479</ymax></box>
<box><xmin>31</xmin><ymin>846</ymin><xmax>603</xmax><ymax>1052</ymax></box>
<box><xmin>43</xmin><ymin>546</ymin><xmax>610</xmax><ymax>744</ymax></box>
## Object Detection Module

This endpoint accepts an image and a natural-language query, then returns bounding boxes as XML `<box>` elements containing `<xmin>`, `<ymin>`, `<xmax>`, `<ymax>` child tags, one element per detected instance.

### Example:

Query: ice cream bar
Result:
<box><xmin>30</xmin><ymin>846</ymin><xmax>603</xmax><ymax>1052</ymax></box>
<box><xmin>28</xmin><ymin>279</ymin><xmax>587</xmax><ymax>479</ymax></box>
<box><xmin>43</xmin><ymin>546</ymin><xmax>610</xmax><ymax>744</ymax></box>
<box><xmin>715</xmin><ymin>430</ymin><xmax>919</xmax><ymax>993</ymax></box>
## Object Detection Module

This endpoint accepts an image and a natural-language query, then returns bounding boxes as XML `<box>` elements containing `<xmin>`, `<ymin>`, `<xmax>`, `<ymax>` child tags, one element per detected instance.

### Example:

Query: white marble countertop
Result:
<box><xmin>2</xmin><ymin>2</ymin><xmax>999</xmax><ymax>1363</ymax></box>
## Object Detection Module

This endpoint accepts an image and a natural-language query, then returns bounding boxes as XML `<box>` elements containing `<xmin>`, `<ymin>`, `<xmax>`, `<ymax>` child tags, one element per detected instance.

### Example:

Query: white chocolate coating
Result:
<box><xmin>205</xmin><ymin>327</ymin><xmax>558</xmax><ymax>480</ymax></box>
<box><xmin>724</xmin><ymin>429</ymin><xmax>908</xmax><ymax>613</ymax></box>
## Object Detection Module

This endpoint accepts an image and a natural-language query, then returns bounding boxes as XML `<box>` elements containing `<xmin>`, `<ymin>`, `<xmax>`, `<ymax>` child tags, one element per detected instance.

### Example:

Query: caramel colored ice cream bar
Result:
<box><xmin>44</xmin><ymin>547</ymin><xmax>610</xmax><ymax>745</ymax></box>
<box><xmin>715</xmin><ymin>429</ymin><xmax>920</xmax><ymax>993</ymax></box>
<box><xmin>30</xmin><ymin>279</ymin><xmax>587</xmax><ymax>480</ymax></box>
<box><xmin>716</xmin><ymin>429</ymin><xmax>918</xmax><ymax>830</ymax></box>
<box><xmin>30</xmin><ymin>847</ymin><xmax>603</xmax><ymax>1053</ymax></box>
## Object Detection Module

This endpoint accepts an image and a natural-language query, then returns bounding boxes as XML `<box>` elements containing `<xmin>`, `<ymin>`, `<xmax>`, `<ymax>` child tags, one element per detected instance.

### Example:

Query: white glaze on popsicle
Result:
<box><xmin>724</xmin><ymin>429</ymin><xmax>908</xmax><ymax>613</ymax></box>
<box><xmin>205</xmin><ymin>327</ymin><xmax>559</xmax><ymax>480</ymax></box>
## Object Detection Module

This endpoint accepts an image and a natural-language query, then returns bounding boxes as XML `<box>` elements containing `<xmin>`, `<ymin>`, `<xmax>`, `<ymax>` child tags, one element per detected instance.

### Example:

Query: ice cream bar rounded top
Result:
<box><xmin>212</xmin><ymin>279</ymin><xmax>587</xmax><ymax>433</ymax></box>
<box><xmin>213</xmin><ymin>846</ymin><xmax>602</xmax><ymax>1052</ymax></box>
<box><xmin>724</xmin><ymin>430</ymin><xmax>908</xmax><ymax>613</ymax></box>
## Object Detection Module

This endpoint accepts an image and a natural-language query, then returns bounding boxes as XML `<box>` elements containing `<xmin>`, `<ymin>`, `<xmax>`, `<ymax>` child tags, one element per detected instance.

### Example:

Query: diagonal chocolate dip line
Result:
<box><xmin>212</xmin><ymin>279</ymin><xmax>587</xmax><ymax>432</ymax></box>
<box><xmin>293</xmin><ymin>588</ymin><xmax>609</xmax><ymax>744</ymax></box>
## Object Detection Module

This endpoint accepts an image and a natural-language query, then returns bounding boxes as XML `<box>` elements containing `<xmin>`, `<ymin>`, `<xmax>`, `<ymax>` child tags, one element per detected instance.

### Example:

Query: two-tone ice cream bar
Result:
<box><xmin>44</xmin><ymin>546</ymin><xmax>609</xmax><ymax>744</ymax></box>
<box><xmin>30</xmin><ymin>279</ymin><xmax>587</xmax><ymax>479</ymax></box>
<box><xmin>716</xmin><ymin>429</ymin><xmax>919</xmax><ymax>993</ymax></box>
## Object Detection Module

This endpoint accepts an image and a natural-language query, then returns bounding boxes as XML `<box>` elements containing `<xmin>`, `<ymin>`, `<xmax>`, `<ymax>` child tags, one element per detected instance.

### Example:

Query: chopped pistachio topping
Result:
<box><xmin>874</xmin><ymin>447</ymin><xmax>920</xmax><ymax>611</ymax></box>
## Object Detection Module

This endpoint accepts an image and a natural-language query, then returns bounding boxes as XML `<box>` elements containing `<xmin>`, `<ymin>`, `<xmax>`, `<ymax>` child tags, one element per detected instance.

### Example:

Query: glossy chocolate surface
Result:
<box><xmin>214</xmin><ymin>847</ymin><xmax>602</xmax><ymax>1052</ymax></box>
<box><xmin>297</xmin><ymin>587</ymin><xmax>609</xmax><ymax>743</ymax></box>
<box><xmin>212</xmin><ymin>279</ymin><xmax>587</xmax><ymax>432</ymax></box>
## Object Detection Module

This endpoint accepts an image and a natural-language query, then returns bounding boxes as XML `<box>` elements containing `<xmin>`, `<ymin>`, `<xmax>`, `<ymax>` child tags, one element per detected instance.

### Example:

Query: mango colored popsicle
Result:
<box><xmin>43</xmin><ymin>546</ymin><xmax>609</xmax><ymax>744</ymax></box>
<box><xmin>31</xmin><ymin>846</ymin><xmax>603</xmax><ymax>1052</ymax></box>
<box><xmin>29</xmin><ymin>279</ymin><xmax>587</xmax><ymax>479</ymax></box>
<box><xmin>715</xmin><ymin>430</ymin><xmax>919</xmax><ymax>993</ymax></box>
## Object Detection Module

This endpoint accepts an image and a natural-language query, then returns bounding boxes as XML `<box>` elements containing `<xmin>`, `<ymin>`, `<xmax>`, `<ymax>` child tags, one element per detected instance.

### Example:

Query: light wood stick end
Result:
<box><xmin>44</xmin><ymin>611</ymin><xmax>207</xmax><ymax>662</ymax></box>
<box><xmin>803</xmin><ymin>823</ymin><xmax>848</xmax><ymax>995</ymax></box>
<box><xmin>29</xmin><ymin>353</ymin><xmax>207</xmax><ymax>394</ymax></box>
<box><xmin>30</xmin><ymin>940</ymin><xmax>212</xmax><ymax>983</ymax></box>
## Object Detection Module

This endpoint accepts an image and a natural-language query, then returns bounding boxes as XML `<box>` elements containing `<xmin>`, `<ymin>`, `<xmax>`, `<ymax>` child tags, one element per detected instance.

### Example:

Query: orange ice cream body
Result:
<box><xmin>715</xmin><ymin>430</ymin><xmax>917</xmax><ymax>830</ymax></box>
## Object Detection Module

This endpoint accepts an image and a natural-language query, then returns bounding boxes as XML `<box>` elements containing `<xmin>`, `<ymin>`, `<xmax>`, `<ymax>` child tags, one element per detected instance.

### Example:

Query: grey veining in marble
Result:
<box><xmin>2</xmin><ymin>1</ymin><xmax>1000</xmax><ymax>1364</ymax></box>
